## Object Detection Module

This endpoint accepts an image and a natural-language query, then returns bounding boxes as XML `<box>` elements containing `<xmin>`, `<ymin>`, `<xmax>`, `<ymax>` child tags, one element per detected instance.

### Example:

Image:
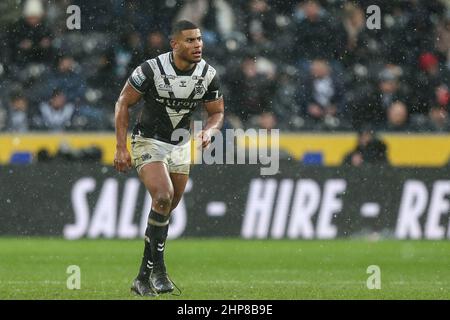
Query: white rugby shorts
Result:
<box><xmin>131</xmin><ymin>135</ymin><xmax>191</xmax><ymax>175</ymax></box>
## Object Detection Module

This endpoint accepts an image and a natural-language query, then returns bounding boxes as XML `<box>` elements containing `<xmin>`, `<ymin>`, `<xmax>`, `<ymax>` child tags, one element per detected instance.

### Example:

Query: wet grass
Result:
<box><xmin>0</xmin><ymin>238</ymin><xmax>449</xmax><ymax>299</ymax></box>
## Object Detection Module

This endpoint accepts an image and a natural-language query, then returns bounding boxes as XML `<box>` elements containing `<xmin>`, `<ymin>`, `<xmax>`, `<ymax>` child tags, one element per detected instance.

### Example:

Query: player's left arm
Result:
<box><xmin>198</xmin><ymin>72</ymin><xmax>224</xmax><ymax>148</ymax></box>
<box><xmin>199</xmin><ymin>97</ymin><xmax>224</xmax><ymax>148</ymax></box>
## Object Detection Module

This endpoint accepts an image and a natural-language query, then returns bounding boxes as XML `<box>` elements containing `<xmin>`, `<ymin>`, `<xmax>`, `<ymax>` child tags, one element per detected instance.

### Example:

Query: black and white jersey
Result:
<box><xmin>127</xmin><ymin>52</ymin><xmax>222</xmax><ymax>145</ymax></box>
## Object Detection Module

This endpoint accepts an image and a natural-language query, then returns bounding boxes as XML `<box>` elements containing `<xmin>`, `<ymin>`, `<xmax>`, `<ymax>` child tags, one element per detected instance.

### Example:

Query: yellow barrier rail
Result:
<box><xmin>0</xmin><ymin>132</ymin><xmax>449</xmax><ymax>166</ymax></box>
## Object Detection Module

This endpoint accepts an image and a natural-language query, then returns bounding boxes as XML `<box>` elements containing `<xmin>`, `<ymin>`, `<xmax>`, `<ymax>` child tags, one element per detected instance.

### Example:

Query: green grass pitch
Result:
<box><xmin>1</xmin><ymin>238</ymin><xmax>449</xmax><ymax>299</ymax></box>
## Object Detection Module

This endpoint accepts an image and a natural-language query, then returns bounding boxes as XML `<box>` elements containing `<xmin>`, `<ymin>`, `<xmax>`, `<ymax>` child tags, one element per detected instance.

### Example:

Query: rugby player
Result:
<box><xmin>114</xmin><ymin>20</ymin><xmax>224</xmax><ymax>296</ymax></box>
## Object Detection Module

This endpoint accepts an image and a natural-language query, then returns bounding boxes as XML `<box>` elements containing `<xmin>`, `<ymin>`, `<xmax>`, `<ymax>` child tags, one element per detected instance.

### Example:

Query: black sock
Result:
<box><xmin>137</xmin><ymin>235</ymin><xmax>153</xmax><ymax>281</ymax></box>
<box><xmin>148</xmin><ymin>210</ymin><xmax>170</xmax><ymax>269</ymax></box>
<box><xmin>137</xmin><ymin>210</ymin><xmax>170</xmax><ymax>280</ymax></box>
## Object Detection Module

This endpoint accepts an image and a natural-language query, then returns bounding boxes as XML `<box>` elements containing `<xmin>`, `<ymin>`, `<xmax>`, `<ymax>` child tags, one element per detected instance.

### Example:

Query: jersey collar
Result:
<box><xmin>169</xmin><ymin>52</ymin><xmax>197</xmax><ymax>76</ymax></box>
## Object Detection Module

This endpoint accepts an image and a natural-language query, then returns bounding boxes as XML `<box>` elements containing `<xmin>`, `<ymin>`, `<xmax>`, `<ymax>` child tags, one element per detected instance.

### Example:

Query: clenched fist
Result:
<box><xmin>114</xmin><ymin>146</ymin><xmax>132</xmax><ymax>173</ymax></box>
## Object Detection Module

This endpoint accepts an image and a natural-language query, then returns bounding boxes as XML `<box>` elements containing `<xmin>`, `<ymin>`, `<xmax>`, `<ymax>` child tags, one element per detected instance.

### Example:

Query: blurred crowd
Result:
<box><xmin>0</xmin><ymin>0</ymin><xmax>450</xmax><ymax>133</ymax></box>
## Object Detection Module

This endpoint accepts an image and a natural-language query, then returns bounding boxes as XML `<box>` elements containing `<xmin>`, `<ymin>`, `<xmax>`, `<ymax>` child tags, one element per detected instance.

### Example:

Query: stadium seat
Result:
<box><xmin>302</xmin><ymin>152</ymin><xmax>323</xmax><ymax>165</ymax></box>
<box><xmin>9</xmin><ymin>152</ymin><xmax>33</xmax><ymax>165</ymax></box>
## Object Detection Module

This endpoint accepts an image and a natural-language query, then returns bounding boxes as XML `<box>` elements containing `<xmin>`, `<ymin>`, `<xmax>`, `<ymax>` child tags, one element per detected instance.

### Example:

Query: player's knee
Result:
<box><xmin>154</xmin><ymin>191</ymin><xmax>173</xmax><ymax>211</ymax></box>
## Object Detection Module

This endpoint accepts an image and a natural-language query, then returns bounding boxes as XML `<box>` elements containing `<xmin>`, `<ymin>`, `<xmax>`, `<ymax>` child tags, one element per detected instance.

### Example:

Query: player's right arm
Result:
<box><xmin>114</xmin><ymin>82</ymin><xmax>142</xmax><ymax>173</ymax></box>
<box><xmin>114</xmin><ymin>62</ymin><xmax>153</xmax><ymax>173</ymax></box>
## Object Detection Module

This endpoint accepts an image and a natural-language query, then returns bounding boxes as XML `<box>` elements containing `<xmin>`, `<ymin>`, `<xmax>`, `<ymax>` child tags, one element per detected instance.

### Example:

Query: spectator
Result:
<box><xmin>87</xmin><ymin>52</ymin><xmax>120</xmax><ymax>108</ymax></box>
<box><xmin>410</xmin><ymin>52</ymin><xmax>446</xmax><ymax>114</ymax></box>
<box><xmin>7</xmin><ymin>93</ymin><xmax>31</xmax><ymax>132</ymax></box>
<box><xmin>339</xmin><ymin>2</ymin><xmax>378</xmax><ymax>67</ymax></box>
<box><xmin>113</xmin><ymin>31</ymin><xmax>144</xmax><ymax>80</ymax></box>
<box><xmin>176</xmin><ymin>0</ymin><xmax>235</xmax><ymax>41</ymax></box>
<box><xmin>377</xmin><ymin>66</ymin><xmax>409</xmax><ymax>112</ymax></box>
<box><xmin>76</xmin><ymin>0</ymin><xmax>115</xmax><ymax>33</ymax></box>
<box><xmin>293</xmin><ymin>0</ymin><xmax>344</xmax><ymax>62</ymax></box>
<box><xmin>384</xmin><ymin>101</ymin><xmax>411</xmax><ymax>131</ymax></box>
<box><xmin>45</xmin><ymin>55</ymin><xmax>87</xmax><ymax>104</ymax></box>
<box><xmin>435</xmin><ymin>84</ymin><xmax>450</xmax><ymax>110</ymax></box>
<box><xmin>225</xmin><ymin>55</ymin><xmax>275</xmax><ymax>124</ymax></box>
<box><xmin>427</xmin><ymin>105</ymin><xmax>450</xmax><ymax>132</ymax></box>
<box><xmin>272</xmin><ymin>66</ymin><xmax>303</xmax><ymax>130</ymax></box>
<box><xmin>343</xmin><ymin>126</ymin><xmax>388</xmax><ymax>166</ymax></box>
<box><xmin>251</xmin><ymin>111</ymin><xmax>277</xmax><ymax>131</ymax></box>
<box><xmin>243</xmin><ymin>0</ymin><xmax>277</xmax><ymax>49</ymax></box>
<box><xmin>399</xmin><ymin>2</ymin><xmax>440</xmax><ymax>66</ymax></box>
<box><xmin>6</xmin><ymin>0</ymin><xmax>53</xmax><ymax>66</ymax></box>
<box><xmin>34</xmin><ymin>89</ymin><xmax>75</xmax><ymax>131</ymax></box>
<box><xmin>300</xmin><ymin>59</ymin><xmax>345</xmax><ymax>129</ymax></box>
<box><xmin>351</xmin><ymin>65</ymin><xmax>408</xmax><ymax>129</ymax></box>
<box><xmin>143</xmin><ymin>31</ymin><xmax>170</xmax><ymax>60</ymax></box>
<box><xmin>412</xmin><ymin>105</ymin><xmax>450</xmax><ymax>132</ymax></box>
<box><xmin>434</xmin><ymin>16</ymin><xmax>450</xmax><ymax>61</ymax></box>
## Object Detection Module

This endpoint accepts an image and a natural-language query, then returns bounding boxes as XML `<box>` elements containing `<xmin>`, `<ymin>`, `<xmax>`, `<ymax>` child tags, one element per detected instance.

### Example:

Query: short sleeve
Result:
<box><xmin>127</xmin><ymin>61</ymin><xmax>154</xmax><ymax>94</ymax></box>
<box><xmin>203</xmin><ymin>73</ymin><xmax>223</xmax><ymax>102</ymax></box>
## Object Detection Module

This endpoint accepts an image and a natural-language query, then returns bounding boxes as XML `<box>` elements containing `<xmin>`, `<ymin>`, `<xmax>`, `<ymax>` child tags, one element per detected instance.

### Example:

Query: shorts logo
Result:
<box><xmin>141</xmin><ymin>153</ymin><xmax>152</xmax><ymax>161</ymax></box>
<box><xmin>132</xmin><ymin>66</ymin><xmax>146</xmax><ymax>86</ymax></box>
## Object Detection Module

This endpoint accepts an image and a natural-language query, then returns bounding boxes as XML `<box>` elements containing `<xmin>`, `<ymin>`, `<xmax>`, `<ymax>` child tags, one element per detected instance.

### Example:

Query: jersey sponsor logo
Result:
<box><xmin>132</xmin><ymin>66</ymin><xmax>146</xmax><ymax>86</ymax></box>
<box><xmin>155</xmin><ymin>97</ymin><xmax>199</xmax><ymax>110</ymax></box>
<box><xmin>158</xmin><ymin>83</ymin><xmax>173</xmax><ymax>92</ymax></box>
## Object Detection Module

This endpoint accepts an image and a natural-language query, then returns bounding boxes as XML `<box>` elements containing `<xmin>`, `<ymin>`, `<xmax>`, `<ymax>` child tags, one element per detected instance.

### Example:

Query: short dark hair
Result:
<box><xmin>9</xmin><ymin>92</ymin><xmax>25</xmax><ymax>102</ymax></box>
<box><xmin>51</xmin><ymin>88</ymin><xmax>64</xmax><ymax>98</ymax></box>
<box><xmin>170</xmin><ymin>20</ymin><xmax>199</xmax><ymax>38</ymax></box>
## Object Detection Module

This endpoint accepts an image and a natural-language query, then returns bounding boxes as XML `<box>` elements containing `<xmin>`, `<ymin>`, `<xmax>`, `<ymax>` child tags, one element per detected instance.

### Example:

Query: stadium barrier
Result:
<box><xmin>1</xmin><ymin>132</ymin><xmax>450</xmax><ymax>166</ymax></box>
<box><xmin>1</xmin><ymin>162</ymin><xmax>449</xmax><ymax>240</ymax></box>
